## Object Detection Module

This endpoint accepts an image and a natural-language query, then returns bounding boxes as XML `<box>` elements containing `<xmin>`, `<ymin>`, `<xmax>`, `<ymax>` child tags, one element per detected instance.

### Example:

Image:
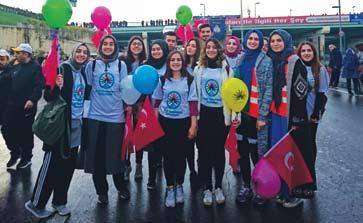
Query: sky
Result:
<box><xmin>1</xmin><ymin>0</ymin><xmax>362</xmax><ymax>23</ymax></box>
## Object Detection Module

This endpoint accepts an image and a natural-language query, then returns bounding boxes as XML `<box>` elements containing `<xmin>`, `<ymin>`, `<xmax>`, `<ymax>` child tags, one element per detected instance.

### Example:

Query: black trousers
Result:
<box><xmin>197</xmin><ymin>105</ymin><xmax>228</xmax><ymax>190</ymax></box>
<box><xmin>31</xmin><ymin>147</ymin><xmax>77</xmax><ymax>209</ymax></box>
<box><xmin>159</xmin><ymin>116</ymin><xmax>190</xmax><ymax>186</ymax></box>
<box><xmin>147</xmin><ymin>144</ymin><xmax>161</xmax><ymax>183</ymax></box>
<box><xmin>309</xmin><ymin>122</ymin><xmax>319</xmax><ymax>190</ymax></box>
<box><xmin>125</xmin><ymin>150</ymin><xmax>144</xmax><ymax>166</ymax></box>
<box><xmin>1</xmin><ymin>106</ymin><xmax>35</xmax><ymax>160</ymax></box>
<box><xmin>186</xmin><ymin>139</ymin><xmax>196</xmax><ymax>173</ymax></box>
<box><xmin>92</xmin><ymin>123</ymin><xmax>124</xmax><ymax>195</ymax></box>
<box><xmin>330</xmin><ymin>68</ymin><xmax>340</xmax><ymax>87</ymax></box>
<box><xmin>238</xmin><ymin>138</ymin><xmax>258</xmax><ymax>187</ymax></box>
<box><xmin>346</xmin><ymin>78</ymin><xmax>361</xmax><ymax>94</ymax></box>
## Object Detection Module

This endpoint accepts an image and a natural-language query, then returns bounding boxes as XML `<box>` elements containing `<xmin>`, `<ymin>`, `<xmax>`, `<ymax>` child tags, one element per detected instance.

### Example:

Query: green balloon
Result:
<box><xmin>176</xmin><ymin>5</ymin><xmax>193</xmax><ymax>25</ymax></box>
<box><xmin>42</xmin><ymin>0</ymin><xmax>73</xmax><ymax>28</ymax></box>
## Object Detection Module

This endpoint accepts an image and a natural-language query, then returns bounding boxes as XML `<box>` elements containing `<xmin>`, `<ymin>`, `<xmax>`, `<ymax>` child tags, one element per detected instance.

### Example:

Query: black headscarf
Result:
<box><xmin>146</xmin><ymin>39</ymin><xmax>169</xmax><ymax>69</ymax></box>
<box><xmin>267</xmin><ymin>29</ymin><xmax>294</xmax><ymax>108</ymax></box>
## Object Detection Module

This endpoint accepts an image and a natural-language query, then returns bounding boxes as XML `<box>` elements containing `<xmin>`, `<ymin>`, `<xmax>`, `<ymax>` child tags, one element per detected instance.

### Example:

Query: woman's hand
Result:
<box><xmin>231</xmin><ymin>119</ymin><xmax>240</xmax><ymax>128</ymax></box>
<box><xmin>256</xmin><ymin>120</ymin><xmax>266</xmax><ymax>131</ymax></box>
<box><xmin>188</xmin><ymin>125</ymin><xmax>197</xmax><ymax>139</ymax></box>
<box><xmin>56</xmin><ymin>74</ymin><xmax>63</xmax><ymax>88</ymax></box>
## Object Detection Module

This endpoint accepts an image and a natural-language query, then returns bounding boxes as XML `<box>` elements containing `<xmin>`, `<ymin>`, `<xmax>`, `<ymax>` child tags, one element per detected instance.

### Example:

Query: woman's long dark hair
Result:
<box><xmin>164</xmin><ymin>51</ymin><xmax>189</xmax><ymax>80</ymax></box>
<box><xmin>297</xmin><ymin>41</ymin><xmax>321</xmax><ymax>91</ymax></box>
<box><xmin>198</xmin><ymin>38</ymin><xmax>225</xmax><ymax>68</ymax></box>
<box><xmin>122</xmin><ymin>36</ymin><xmax>147</xmax><ymax>73</ymax></box>
<box><xmin>184</xmin><ymin>38</ymin><xmax>202</xmax><ymax>70</ymax></box>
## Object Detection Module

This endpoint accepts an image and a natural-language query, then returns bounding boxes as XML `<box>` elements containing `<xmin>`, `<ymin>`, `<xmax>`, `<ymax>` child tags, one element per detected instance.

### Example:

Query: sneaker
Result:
<box><xmin>124</xmin><ymin>166</ymin><xmax>132</xmax><ymax>181</ymax></box>
<box><xmin>236</xmin><ymin>187</ymin><xmax>253</xmax><ymax>204</ymax></box>
<box><xmin>25</xmin><ymin>200</ymin><xmax>54</xmax><ymax>219</ymax></box>
<box><xmin>175</xmin><ymin>185</ymin><xmax>184</xmax><ymax>204</ymax></box>
<box><xmin>52</xmin><ymin>204</ymin><xmax>71</xmax><ymax>216</ymax></box>
<box><xmin>190</xmin><ymin>171</ymin><xmax>199</xmax><ymax>188</ymax></box>
<box><xmin>119</xmin><ymin>187</ymin><xmax>131</xmax><ymax>200</ymax></box>
<box><xmin>282</xmin><ymin>198</ymin><xmax>303</xmax><ymax>208</ymax></box>
<box><xmin>165</xmin><ymin>187</ymin><xmax>175</xmax><ymax>208</ymax></box>
<box><xmin>16</xmin><ymin>159</ymin><xmax>32</xmax><ymax>169</ymax></box>
<box><xmin>147</xmin><ymin>180</ymin><xmax>156</xmax><ymax>190</ymax></box>
<box><xmin>214</xmin><ymin>188</ymin><xmax>225</xmax><ymax>204</ymax></box>
<box><xmin>97</xmin><ymin>194</ymin><xmax>109</xmax><ymax>204</ymax></box>
<box><xmin>252</xmin><ymin>194</ymin><xmax>267</xmax><ymax>206</ymax></box>
<box><xmin>203</xmin><ymin>189</ymin><xmax>213</xmax><ymax>206</ymax></box>
<box><xmin>6</xmin><ymin>156</ymin><xmax>19</xmax><ymax>168</ymax></box>
<box><xmin>134</xmin><ymin>164</ymin><xmax>143</xmax><ymax>180</ymax></box>
<box><xmin>275</xmin><ymin>195</ymin><xmax>285</xmax><ymax>205</ymax></box>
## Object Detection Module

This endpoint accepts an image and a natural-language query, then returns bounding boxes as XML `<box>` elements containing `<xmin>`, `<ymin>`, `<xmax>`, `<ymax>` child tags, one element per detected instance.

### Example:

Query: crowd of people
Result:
<box><xmin>1</xmin><ymin>22</ymin><xmax>362</xmax><ymax>220</ymax></box>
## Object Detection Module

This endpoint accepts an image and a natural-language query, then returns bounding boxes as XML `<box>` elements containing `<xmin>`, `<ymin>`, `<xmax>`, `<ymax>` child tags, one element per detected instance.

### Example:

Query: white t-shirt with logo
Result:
<box><xmin>200</xmin><ymin>68</ymin><xmax>226</xmax><ymax>108</ymax></box>
<box><xmin>71</xmin><ymin>71</ymin><xmax>85</xmax><ymax>120</ymax></box>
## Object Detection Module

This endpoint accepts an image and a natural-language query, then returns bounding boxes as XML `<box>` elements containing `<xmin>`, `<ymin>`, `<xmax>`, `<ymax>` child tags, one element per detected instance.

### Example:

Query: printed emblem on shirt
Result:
<box><xmin>166</xmin><ymin>91</ymin><xmax>182</xmax><ymax>109</ymax></box>
<box><xmin>73</xmin><ymin>84</ymin><xmax>85</xmax><ymax>108</ymax></box>
<box><xmin>205</xmin><ymin>79</ymin><xmax>219</xmax><ymax>97</ymax></box>
<box><xmin>99</xmin><ymin>72</ymin><xmax>115</xmax><ymax>89</ymax></box>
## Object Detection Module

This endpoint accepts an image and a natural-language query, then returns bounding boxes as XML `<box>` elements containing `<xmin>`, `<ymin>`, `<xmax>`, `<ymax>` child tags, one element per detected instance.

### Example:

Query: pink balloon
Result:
<box><xmin>91</xmin><ymin>6</ymin><xmax>112</xmax><ymax>30</ymax></box>
<box><xmin>251</xmin><ymin>159</ymin><xmax>281</xmax><ymax>199</ymax></box>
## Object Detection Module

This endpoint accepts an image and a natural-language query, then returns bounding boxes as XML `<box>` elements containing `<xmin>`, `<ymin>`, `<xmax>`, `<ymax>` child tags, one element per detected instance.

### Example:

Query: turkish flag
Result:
<box><xmin>121</xmin><ymin>110</ymin><xmax>134</xmax><ymax>160</ymax></box>
<box><xmin>91</xmin><ymin>27</ymin><xmax>112</xmax><ymax>48</ymax></box>
<box><xmin>175</xmin><ymin>24</ymin><xmax>194</xmax><ymax>46</ymax></box>
<box><xmin>224</xmin><ymin>125</ymin><xmax>240</xmax><ymax>172</ymax></box>
<box><xmin>264</xmin><ymin>132</ymin><xmax>313</xmax><ymax>191</ymax></box>
<box><xmin>42</xmin><ymin>34</ymin><xmax>59</xmax><ymax>90</ymax></box>
<box><xmin>193</xmin><ymin>19</ymin><xmax>208</xmax><ymax>33</ymax></box>
<box><xmin>133</xmin><ymin>96</ymin><xmax>164</xmax><ymax>151</ymax></box>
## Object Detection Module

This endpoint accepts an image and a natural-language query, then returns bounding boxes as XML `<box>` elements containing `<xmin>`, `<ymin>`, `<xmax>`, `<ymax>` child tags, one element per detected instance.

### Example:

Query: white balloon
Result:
<box><xmin>120</xmin><ymin>75</ymin><xmax>141</xmax><ymax>105</ymax></box>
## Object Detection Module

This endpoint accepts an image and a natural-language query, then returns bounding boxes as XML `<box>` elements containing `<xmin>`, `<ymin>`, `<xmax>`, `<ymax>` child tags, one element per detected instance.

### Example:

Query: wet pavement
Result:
<box><xmin>0</xmin><ymin>87</ymin><xmax>362</xmax><ymax>223</ymax></box>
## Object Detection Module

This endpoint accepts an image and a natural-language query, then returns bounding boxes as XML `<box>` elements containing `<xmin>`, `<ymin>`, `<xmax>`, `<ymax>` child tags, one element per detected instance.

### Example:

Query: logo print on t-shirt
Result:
<box><xmin>99</xmin><ymin>72</ymin><xmax>115</xmax><ymax>89</ymax></box>
<box><xmin>205</xmin><ymin>79</ymin><xmax>219</xmax><ymax>97</ymax></box>
<box><xmin>166</xmin><ymin>91</ymin><xmax>182</xmax><ymax>109</ymax></box>
<box><xmin>74</xmin><ymin>84</ymin><xmax>85</xmax><ymax>101</ymax></box>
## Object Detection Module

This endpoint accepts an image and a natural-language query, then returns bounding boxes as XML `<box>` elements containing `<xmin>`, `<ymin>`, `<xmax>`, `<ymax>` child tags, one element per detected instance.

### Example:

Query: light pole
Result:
<box><xmin>200</xmin><ymin>3</ymin><xmax>206</xmax><ymax>19</ymax></box>
<box><xmin>352</xmin><ymin>6</ymin><xmax>356</xmax><ymax>14</ymax></box>
<box><xmin>254</xmin><ymin>2</ymin><xmax>260</xmax><ymax>18</ymax></box>
<box><xmin>332</xmin><ymin>0</ymin><xmax>343</xmax><ymax>53</ymax></box>
<box><xmin>240</xmin><ymin>0</ymin><xmax>244</xmax><ymax>41</ymax></box>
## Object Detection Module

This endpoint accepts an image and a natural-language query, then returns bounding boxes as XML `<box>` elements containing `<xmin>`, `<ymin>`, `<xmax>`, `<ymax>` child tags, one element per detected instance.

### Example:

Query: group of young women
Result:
<box><xmin>25</xmin><ymin>27</ymin><xmax>329</xmax><ymax>218</ymax></box>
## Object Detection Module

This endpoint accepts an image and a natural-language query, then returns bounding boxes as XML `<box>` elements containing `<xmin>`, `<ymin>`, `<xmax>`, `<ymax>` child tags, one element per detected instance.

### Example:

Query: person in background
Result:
<box><xmin>328</xmin><ymin>44</ymin><xmax>342</xmax><ymax>88</ymax></box>
<box><xmin>233</xmin><ymin>29</ymin><xmax>273</xmax><ymax>207</ymax></box>
<box><xmin>224</xmin><ymin>36</ymin><xmax>242</xmax><ymax>71</ymax></box>
<box><xmin>83</xmin><ymin>35</ymin><xmax>130</xmax><ymax>204</ymax></box>
<box><xmin>262</xmin><ymin>37</ymin><xmax>269</xmax><ymax>53</ymax></box>
<box><xmin>164</xmin><ymin>31</ymin><xmax>178</xmax><ymax>51</ymax></box>
<box><xmin>0</xmin><ymin>49</ymin><xmax>11</xmax><ymax>126</ymax></box>
<box><xmin>342</xmin><ymin>48</ymin><xmax>361</xmax><ymax>95</ymax></box>
<box><xmin>1</xmin><ymin>43</ymin><xmax>44</xmax><ymax>169</ymax></box>
<box><xmin>25</xmin><ymin>43</ymin><xmax>90</xmax><ymax>219</ymax></box>
<box><xmin>296</xmin><ymin>41</ymin><xmax>329</xmax><ymax>198</ymax></box>
<box><xmin>120</xmin><ymin>36</ymin><xmax>147</xmax><ymax>181</ymax></box>
<box><xmin>144</xmin><ymin>39</ymin><xmax>169</xmax><ymax>190</ymax></box>
<box><xmin>356</xmin><ymin>44</ymin><xmax>363</xmax><ymax>85</ymax></box>
<box><xmin>198</xmin><ymin>24</ymin><xmax>214</xmax><ymax>43</ymax></box>
<box><xmin>152</xmin><ymin>51</ymin><xmax>198</xmax><ymax>207</ymax></box>
<box><xmin>193</xmin><ymin>38</ymin><xmax>233</xmax><ymax>206</ymax></box>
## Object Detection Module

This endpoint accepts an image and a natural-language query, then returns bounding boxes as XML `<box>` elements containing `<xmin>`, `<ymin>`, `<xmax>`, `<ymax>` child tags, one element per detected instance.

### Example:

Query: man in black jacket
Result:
<box><xmin>328</xmin><ymin>44</ymin><xmax>343</xmax><ymax>87</ymax></box>
<box><xmin>1</xmin><ymin>43</ymin><xmax>44</xmax><ymax>169</ymax></box>
<box><xmin>0</xmin><ymin>49</ymin><xmax>11</xmax><ymax>125</ymax></box>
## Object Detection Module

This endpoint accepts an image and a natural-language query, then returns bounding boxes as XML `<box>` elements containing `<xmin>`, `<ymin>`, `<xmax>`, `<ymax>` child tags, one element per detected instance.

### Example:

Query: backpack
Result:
<box><xmin>32</xmin><ymin>96</ymin><xmax>69</xmax><ymax>146</ymax></box>
<box><xmin>160</xmin><ymin>75</ymin><xmax>194</xmax><ymax>93</ymax></box>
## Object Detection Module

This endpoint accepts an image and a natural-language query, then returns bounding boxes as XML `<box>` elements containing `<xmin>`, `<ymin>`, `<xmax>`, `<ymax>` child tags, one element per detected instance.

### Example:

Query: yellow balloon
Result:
<box><xmin>221</xmin><ymin>78</ymin><xmax>249</xmax><ymax>112</ymax></box>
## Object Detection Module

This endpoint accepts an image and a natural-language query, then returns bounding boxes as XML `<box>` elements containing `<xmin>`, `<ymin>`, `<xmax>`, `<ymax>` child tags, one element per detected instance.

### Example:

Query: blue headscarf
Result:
<box><xmin>238</xmin><ymin>29</ymin><xmax>264</xmax><ymax>93</ymax></box>
<box><xmin>267</xmin><ymin>29</ymin><xmax>294</xmax><ymax>108</ymax></box>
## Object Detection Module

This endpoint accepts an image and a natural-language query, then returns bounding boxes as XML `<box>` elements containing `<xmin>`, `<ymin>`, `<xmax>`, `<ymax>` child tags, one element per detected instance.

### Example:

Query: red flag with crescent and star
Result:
<box><xmin>224</xmin><ymin>125</ymin><xmax>240</xmax><ymax>172</ymax></box>
<box><xmin>264</xmin><ymin>132</ymin><xmax>313</xmax><ymax>191</ymax></box>
<box><xmin>121</xmin><ymin>110</ymin><xmax>134</xmax><ymax>160</ymax></box>
<box><xmin>133</xmin><ymin>96</ymin><xmax>165</xmax><ymax>151</ymax></box>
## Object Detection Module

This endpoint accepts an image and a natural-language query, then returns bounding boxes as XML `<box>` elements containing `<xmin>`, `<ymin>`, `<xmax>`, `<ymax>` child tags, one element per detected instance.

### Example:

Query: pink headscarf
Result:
<box><xmin>224</xmin><ymin>36</ymin><xmax>241</xmax><ymax>58</ymax></box>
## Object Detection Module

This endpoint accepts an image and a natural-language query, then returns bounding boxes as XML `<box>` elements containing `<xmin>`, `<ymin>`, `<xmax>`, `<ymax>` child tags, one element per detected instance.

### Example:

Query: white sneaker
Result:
<box><xmin>203</xmin><ymin>189</ymin><xmax>213</xmax><ymax>206</ymax></box>
<box><xmin>214</xmin><ymin>188</ymin><xmax>225</xmax><ymax>204</ymax></box>
<box><xmin>282</xmin><ymin>198</ymin><xmax>303</xmax><ymax>208</ymax></box>
<box><xmin>25</xmin><ymin>201</ymin><xmax>54</xmax><ymax>219</ymax></box>
<box><xmin>165</xmin><ymin>187</ymin><xmax>175</xmax><ymax>208</ymax></box>
<box><xmin>52</xmin><ymin>204</ymin><xmax>71</xmax><ymax>216</ymax></box>
<box><xmin>175</xmin><ymin>185</ymin><xmax>184</xmax><ymax>204</ymax></box>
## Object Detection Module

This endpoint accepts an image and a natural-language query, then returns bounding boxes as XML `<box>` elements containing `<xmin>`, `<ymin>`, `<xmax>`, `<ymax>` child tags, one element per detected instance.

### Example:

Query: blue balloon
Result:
<box><xmin>133</xmin><ymin>65</ymin><xmax>159</xmax><ymax>94</ymax></box>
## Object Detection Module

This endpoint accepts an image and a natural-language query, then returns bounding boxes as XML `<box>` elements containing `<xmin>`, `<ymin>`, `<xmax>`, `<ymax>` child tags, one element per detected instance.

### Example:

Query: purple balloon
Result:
<box><xmin>91</xmin><ymin>6</ymin><xmax>112</xmax><ymax>30</ymax></box>
<box><xmin>251</xmin><ymin>159</ymin><xmax>281</xmax><ymax>199</ymax></box>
